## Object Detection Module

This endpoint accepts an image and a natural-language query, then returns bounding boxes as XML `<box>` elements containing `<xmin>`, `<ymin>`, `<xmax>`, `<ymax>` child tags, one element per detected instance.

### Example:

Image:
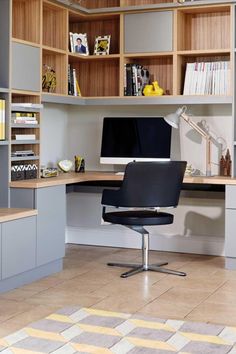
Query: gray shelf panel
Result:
<box><xmin>41</xmin><ymin>94</ymin><xmax>86</xmax><ymax>105</ymax></box>
<box><xmin>85</xmin><ymin>95</ymin><xmax>233</xmax><ymax>106</ymax></box>
<box><xmin>0</xmin><ymin>88</ymin><xmax>9</xmax><ymax>93</ymax></box>
<box><xmin>56</xmin><ymin>0</ymin><xmax>235</xmax><ymax>14</ymax></box>
<box><xmin>11</xmin><ymin>140</ymin><xmax>40</xmax><ymax>145</ymax></box>
<box><xmin>11</xmin><ymin>156</ymin><xmax>40</xmax><ymax>162</ymax></box>
<box><xmin>11</xmin><ymin>124</ymin><xmax>40</xmax><ymax>128</ymax></box>
<box><xmin>11</xmin><ymin>106</ymin><xmax>41</xmax><ymax>113</ymax></box>
<box><xmin>0</xmin><ymin>141</ymin><xmax>9</xmax><ymax>146</ymax></box>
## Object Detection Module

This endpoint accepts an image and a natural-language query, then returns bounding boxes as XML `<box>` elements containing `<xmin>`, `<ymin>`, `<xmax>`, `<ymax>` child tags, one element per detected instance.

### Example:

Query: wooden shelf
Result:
<box><xmin>177</xmin><ymin>5</ymin><xmax>231</xmax><ymax>51</ymax></box>
<box><xmin>42</xmin><ymin>46</ymin><xmax>67</xmax><ymax>55</ymax></box>
<box><xmin>11</xmin><ymin>124</ymin><xmax>40</xmax><ymax>128</ymax></box>
<box><xmin>69</xmin><ymin>11</ymin><xmax>120</xmax><ymax>55</ymax></box>
<box><xmin>0</xmin><ymin>88</ymin><xmax>9</xmax><ymax>93</ymax></box>
<box><xmin>79</xmin><ymin>0</ymin><xmax>120</xmax><ymax>8</ymax></box>
<box><xmin>12</xmin><ymin>0</ymin><xmax>41</xmax><ymax>44</ymax></box>
<box><xmin>11</xmin><ymin>140</ymin><xmax>40</xmax><ymax>145</ymax></box>
<box><xmin>41</xmin><ymin>93</ymin><xmax>86</xmax><ymax>105</ymax></box>
<box><xmin>12</xmin><ymin>38</ymin><xmax>41</xmax><ymax>48</ymax></box>
<box><xmin>43</xmin><ymin>1</ymin><xmax>68</xmax><ymax>51</ymax></box>
<box><xmin>177</xmin><ymin>49</ymin><xmax>231</xmax><ymax>56</ymax></box>
<box><xmin>11</xmin><ymin>156</ymin><xmax>40</xmax><ymax>162</ymax></box>
<box><xmin>68</xmin><ymin>53</ymin><xmax>121</xmax><ymax>61</ymax></box>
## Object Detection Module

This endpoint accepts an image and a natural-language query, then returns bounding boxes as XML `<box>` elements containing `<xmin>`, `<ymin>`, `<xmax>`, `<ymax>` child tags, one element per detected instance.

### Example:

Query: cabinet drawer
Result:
<box><xmin>124</xmin><ymin>11</ymin><xmax>173</xmax><ymax>53</ymax></box>
<box><xmin>226</xmin><ymin>185</ymin><xmax>236</xmax><ymax>209</ymax></box>
<box><xmin>2</xmin><ymin>216</ymin><xmax>36</xmax><ymax>279</ymax></box>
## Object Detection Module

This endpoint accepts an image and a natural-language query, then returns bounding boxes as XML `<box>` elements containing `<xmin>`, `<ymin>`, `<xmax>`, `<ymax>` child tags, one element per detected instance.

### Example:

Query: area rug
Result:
<box><xmin>0</xmin><ymin>307</ymin><xmax>236</xmax><ymax>354</ymax></box>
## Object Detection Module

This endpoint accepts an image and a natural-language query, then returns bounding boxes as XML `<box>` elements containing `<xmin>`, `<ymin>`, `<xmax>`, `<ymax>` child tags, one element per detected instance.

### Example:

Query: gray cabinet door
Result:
<box><xmin>124</xmin><ymin>11</ymin><xmax>173</xmax><ymax>53</ymax></box>
<box><xmin>36</xmin><ymin>186</ymin><xmax>66</xmax><ymax>266</ymax></box>
<box><xmin>2</xmin><ymin>216</ymin><xmax>36</xmax><ymax>279</ymax></box>
<box><xmin>12</xmin><ymin>42</ymin><xmax>40</xmax><ymax>92</ymax></box>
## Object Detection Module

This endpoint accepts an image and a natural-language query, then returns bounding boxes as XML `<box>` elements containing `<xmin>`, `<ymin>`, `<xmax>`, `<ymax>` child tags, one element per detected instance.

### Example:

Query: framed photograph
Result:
<box><xmin>70</xmin><ymin>32</ymin><xmax>89</xmax><ymax>55</ymax></box>
<box><xmin>94</xmin><ymin>35</ymin><xmax>111</xmax><ymax>55</ymax></box>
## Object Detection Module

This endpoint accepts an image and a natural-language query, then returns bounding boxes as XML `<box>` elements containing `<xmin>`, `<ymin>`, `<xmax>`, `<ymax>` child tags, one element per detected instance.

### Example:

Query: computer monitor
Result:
<box><xmin>100</xmin><ymin>117</ymin><xmax>172</xmax><ymax>165</ymax></box>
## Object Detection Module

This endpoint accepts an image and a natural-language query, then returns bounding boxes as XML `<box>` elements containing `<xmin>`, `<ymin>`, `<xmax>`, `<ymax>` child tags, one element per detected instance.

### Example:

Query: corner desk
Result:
<box><xmin>7</xmin><ymin>172</ymin><xmax>236</xmax><ymax>292</ymax></box>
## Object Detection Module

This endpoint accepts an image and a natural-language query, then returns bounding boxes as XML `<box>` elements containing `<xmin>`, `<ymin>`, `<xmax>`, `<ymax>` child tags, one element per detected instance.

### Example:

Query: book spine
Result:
<box><xmin>73</xmin><ymin>69</ymin><xmax>77</xmax><ymax>96</ymax></box>
<box><xmin>0</xmin><ymin>99</ymin><xmax>5</xmax><ymax>140</ymax></box>
<box><xmin>126</xmin><ymin>64</ymin><xmax>133</xmax><ymax>96</ymax></box>
<box><xmin>124</xmin><ymin>64</ymin><xmax>127</xmax><ymax>96</ymax></box>
<box><xmin>68</xmin><ymin>64</ymin><xmax>72</xmax><ymax>95</ymax></box>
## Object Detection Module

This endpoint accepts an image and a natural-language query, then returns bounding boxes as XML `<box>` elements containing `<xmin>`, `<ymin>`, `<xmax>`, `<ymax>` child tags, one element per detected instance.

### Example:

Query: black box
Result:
<box><xmin>11</xmin><ymin>170</ymin><xmax>25</xmax><ymax>181</ymax></box>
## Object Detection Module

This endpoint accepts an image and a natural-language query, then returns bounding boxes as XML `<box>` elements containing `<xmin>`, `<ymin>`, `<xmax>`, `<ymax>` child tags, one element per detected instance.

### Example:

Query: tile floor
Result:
<box><xmin>0</xmin><ymin>244</ymin><xmax>236</xmax><ymax>338</ymax></box>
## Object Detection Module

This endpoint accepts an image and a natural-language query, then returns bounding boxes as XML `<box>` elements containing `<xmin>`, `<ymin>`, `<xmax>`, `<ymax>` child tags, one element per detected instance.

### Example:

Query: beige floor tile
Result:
<box><xmin>138</xmin><ymin>298</ymin><xmax>193</xmax><ymax>320</ymax></box>
<box><xmin>186</xmin><ymin>302</ymin><xmax>236</xmax><ymax>326</ymax></box>
<box><xmin>0</xmin><ymin>299</ymin><xmax>35</xmax><ymax>323</ymax></box>
<box><xmin>0</xmin><ymin>288</ymin><xmax>40</xmax><ymax>301</ymax></box>
<box><xmin>206</xmin><ymin>289</ymin><xmax>236</xmax><ymax>305</ymax></box>
<box><xmin>91</xmin><ymin>294</ymin><xmax>150</xmax><ymax>313</ymax></box>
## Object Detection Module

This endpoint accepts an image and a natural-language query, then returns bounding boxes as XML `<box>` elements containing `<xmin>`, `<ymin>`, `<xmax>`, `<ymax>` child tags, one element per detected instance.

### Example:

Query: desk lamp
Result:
<box><xmin>164</xmin><ymin>106</ymin><xmax>212</xmax><ymax>176</ymax></box>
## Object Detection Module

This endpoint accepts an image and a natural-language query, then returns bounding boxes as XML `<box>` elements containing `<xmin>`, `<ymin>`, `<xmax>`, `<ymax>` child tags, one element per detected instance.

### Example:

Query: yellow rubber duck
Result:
<box><xmin>143</xmin><ymin>81</ymin><xmax>164</xmax><ymax>96</ymax></box>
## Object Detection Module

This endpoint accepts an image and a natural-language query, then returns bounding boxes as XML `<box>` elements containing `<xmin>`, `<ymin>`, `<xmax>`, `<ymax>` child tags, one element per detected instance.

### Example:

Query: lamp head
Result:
<box><xmin>164</xmin><ymin>106</ymin><xmax>186</xmax><ymax>129</ymax></box>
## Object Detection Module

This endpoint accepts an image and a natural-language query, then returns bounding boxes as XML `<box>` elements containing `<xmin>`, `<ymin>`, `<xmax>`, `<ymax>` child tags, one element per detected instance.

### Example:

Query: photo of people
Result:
<box><xmin>69</xmin><ymin>32</ymin><xmax>89</xmax><ymax>55</ymax></box>
<box><xmin>94</xmin><ymin>35</ymin><xmax>111</xmax><ymax>55</ymax></box>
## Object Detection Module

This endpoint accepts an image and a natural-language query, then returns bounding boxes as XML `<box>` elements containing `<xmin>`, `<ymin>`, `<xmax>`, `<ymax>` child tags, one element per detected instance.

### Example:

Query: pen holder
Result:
<box><xmin>75</xmin><ymin>155</ymin><xmax>85</xmax><ymax>173</ymax></box>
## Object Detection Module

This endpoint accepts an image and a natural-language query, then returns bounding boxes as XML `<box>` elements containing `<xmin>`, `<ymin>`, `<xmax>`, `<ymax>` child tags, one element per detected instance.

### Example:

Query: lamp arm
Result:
<box><xmin>182</xmin><ymin>112</ymin><xmax>212</xmax><ymax>176</ymax></box>
<box><xmin>181</xmin><ymin>113</ymin><xmax>211</xmax><ymax>140</ymax></box>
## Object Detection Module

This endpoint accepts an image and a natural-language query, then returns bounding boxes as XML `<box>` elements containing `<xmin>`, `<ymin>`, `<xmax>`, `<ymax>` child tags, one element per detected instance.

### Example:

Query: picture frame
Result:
<box><xmin>70</xmin><ymin>32</ymin><xmax>89</xmax><ymax>56</ymax></box>
<box><xmin>94</xmin><ymin>35</ymin><xmax>111</xmax><ymax>55</ymax></box>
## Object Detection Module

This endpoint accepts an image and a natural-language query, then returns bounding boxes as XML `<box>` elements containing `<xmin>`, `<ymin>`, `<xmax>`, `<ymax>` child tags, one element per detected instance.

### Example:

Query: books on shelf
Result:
<box><xmin>12</xmin><ymin>103</ymin><xmax>43</xmax><ymax>109</ymax></box>
<box><xmin>11</xmin><ymin>112</ymin><xmax>38</xmax><ymax>125</ymax></box>
<box><xmin>15</xmin><ymin>134</ymin><xmax>36</xmax><ymax>141</ymax></box>
<box><xmin>124</xmin><ymin>64</ymin><xmax>150</xmax><ymax>96</ymax></box>
<box><xmin>68</xmin><ymin>64</ymin><xmax>81</xmax><ymax>96</ymax></box>
<box><xmin>183</xmin><ymin>61</ymin><xmax>230</xmax><ymax>95</ymax></box>
<box><xmin>0</xmin><ymin>99</ymin><xmax>5</xmax><ymax>140</ymax></box>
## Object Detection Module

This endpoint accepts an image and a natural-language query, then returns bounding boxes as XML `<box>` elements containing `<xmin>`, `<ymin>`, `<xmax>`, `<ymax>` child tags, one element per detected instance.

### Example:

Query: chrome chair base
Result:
<box><xmin>107</xmin><ymin>261</ymin><xmax>186</xmax><ymax>278</ymax></box>
<box><xmin>107</xmin><ymin>226</ymin><xmax>187</xmax><ymax>278</ymax></box>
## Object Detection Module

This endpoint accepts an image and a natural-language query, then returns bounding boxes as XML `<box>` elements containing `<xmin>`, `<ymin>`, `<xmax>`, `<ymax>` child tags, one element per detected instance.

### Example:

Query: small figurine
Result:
<box><xmin>220</xmin><ymin>148</ymin><xmax>231</xmax><ymax>177</ymax></box>
<box><xmin>42</xmin><ymin>64</ymin><xmax>56</xmax><ymax>93</ymax></box>
<box><xmin>75</xmin><ymin>155</ymin><xmax>85</xmax><ymax>173</ymax></box>
<box><xmin>143</xmin><ymin>81</ymin><xmax>164</xmax><ymax>96</ymax></box>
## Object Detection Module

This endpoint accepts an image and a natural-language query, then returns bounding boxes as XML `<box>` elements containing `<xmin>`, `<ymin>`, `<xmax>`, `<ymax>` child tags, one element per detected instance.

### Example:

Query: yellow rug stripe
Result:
<box><xmin>126</xmin><ymin>337</ymin><xmax>176</xmax><ymax>351</ymax></box>
<box><xmin>71</xmin><ymin>342</ymin><xmax>112</xmax><ymax>353</ymax></box>
<box><xmin>11</xmin><ymin>348</ymin><xmax>44</xmax><ymax>354</ymax></box>
<box><xmin>25</xmin><ymin>328</ymin><xmax>66</xmax><ymax>343</ymax></box>
<box><xmin>180</xmin><ymin>332</ymin><xmax>230</xmax><ymax>345</ymax></box>
<box><xmin>130</xmin><ymin>319</ymin><xmax>175</xmax><ymax>332</ymax></box>
<box><xmin>77</xmin><ymin>323</ymin><xmax>121</xmax><ymax>336</ymax></box>
<box><xmin>85</xmin><ymin>308</ymin><xmax>130</xmax><ymax>319</ymax></box>
<box><xmin>46</xmin><ymin>313</ymin><xmax>75</xmax><ymax>323</ymax></box>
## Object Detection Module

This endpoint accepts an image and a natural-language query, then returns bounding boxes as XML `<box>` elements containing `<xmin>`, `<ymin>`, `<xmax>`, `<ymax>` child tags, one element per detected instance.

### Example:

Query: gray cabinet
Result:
<box><xmin>11</xmin><ymin>186</ymin><xmax>66</xmax><ymax>267</ymax></box>
<box><xmin>35</xmin><ymin>186</ymin><xmax>66</xmax><ymax>266</ymax></box>
<box><xmin>124</xmin><ymin>11</ymin><xmax>173</xmax><ymax>53</ymax></box>
<box><xmin>2</xmin><ymin>216</ymin><xmax>36</xmax><ymax>279</ymax></box>
<box><xmin>12</xmin><ymin>42</ymin><xmax>40</xmax><ymax>92</ymax></box>
<box><xmin>0</xmin><ymin>224</ymin><xmax>1</xmax><ymax>280</ymax></box>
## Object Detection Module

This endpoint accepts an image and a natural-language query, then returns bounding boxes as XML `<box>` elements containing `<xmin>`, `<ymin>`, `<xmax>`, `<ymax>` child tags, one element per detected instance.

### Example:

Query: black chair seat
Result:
<box><xmin>103</xmin><ymin>210</ymin><xmax>173</xmax><ymax>226</ymax></box>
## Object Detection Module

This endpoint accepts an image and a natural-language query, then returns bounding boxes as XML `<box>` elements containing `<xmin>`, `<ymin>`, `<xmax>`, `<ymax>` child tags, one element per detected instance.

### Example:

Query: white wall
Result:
<box><xmin>41</xmin><ymin>103</ymin><xmax>231</xmax><ymax>255</ymax></box>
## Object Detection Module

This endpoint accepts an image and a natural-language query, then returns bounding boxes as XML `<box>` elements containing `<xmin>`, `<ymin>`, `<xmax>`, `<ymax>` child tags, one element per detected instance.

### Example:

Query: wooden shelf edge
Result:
<box><xmin>11</xmin><ymin>156</ymin><xmax>40</xmax><ymax>162</ymax></box>
<box><xmin>11</xmin><ymin>140</ymin><xmax>40</xmax><ymax>145</ymax></box>
<box><xmin>12</xmin><ymin>38</ymin><xmax>41</xmax><ymax>48</ymax></box>
<box><xmin>11</xmin><ymin>124</ymin><xmax>40</xmax><ymax>128</ymax></box>
<box><xmin>11</xmin><ymin>90</ymin><xmax>41</xmax><ymax>96</ymax></box>
<box><xmin>43</xmin><ymin>46</ymin><xmax>67</xmax><ymax>55</ymax></box>
<box><xmin>177</xmin><ymin>49</ymin><xmax>231</xmax><ymax>55</ymax></box>
<box><xmin>68</xmin><ymin>53</ymin><xmax>120</xmax><ymax>60</ymax></box>
<box><xmin>0</xmin><ymin>141</ymin><xmax>9</xmax><ymax>146</ymax></box>
<box><xmin>0</xmin><ymin>88</ymin><xmax>9</xmax><ymax>93</ymax></box>
<box><xmin>41</xmin><ymin>93</ymin><xmax>86</xmax><ymax>105</ymax></box>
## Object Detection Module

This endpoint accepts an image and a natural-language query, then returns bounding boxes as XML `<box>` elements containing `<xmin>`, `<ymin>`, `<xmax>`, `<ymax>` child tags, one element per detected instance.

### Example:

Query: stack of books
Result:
<box><xmin>68</xmin><ymin>64</ymin><xmax>81</xmax><ymax>96</ymax></box>
<box><xmin>12</xmin><ymin>112</ymin><xmax>38</xmax><ymax>125</ymax></box>
<box><xmin>183</xmin><ymin>61</ymin><xmax>230</xmax><ymax>95</ymax></box>
<box><xmin>0</xmin><ymin>99</ymin><xmax>5</xmax><ymax>140</ymax></box>
<box><xmin>15</xmin><ymin>134</ymin><xmax>36</xmax><ymax>141</ymax></box>
<box><xmin>124</xmin><ymin>64</ymin><xmax>150</xmax><ymax>96</ymax></box>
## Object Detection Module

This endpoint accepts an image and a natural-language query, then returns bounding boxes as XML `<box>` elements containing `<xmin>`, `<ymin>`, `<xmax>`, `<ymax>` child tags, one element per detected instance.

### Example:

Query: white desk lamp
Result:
<box><xmin>164</xmin><ymin>106</ymin><xmax>212</xmax><ymax>176</ymax></box>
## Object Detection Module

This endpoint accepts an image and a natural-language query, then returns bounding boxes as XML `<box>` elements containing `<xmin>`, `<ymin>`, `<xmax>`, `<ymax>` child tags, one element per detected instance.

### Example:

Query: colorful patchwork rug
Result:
<box><xmin>0</xmin><ymin>306</ymin><xmax>236</xmax><ymax>353</ymax></box>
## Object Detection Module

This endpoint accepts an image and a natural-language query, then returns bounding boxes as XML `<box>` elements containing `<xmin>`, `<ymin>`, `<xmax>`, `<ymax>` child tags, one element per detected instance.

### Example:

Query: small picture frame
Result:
<box><xmin>94</xmin><ymin>35</ymin><xmax>111</xmax><ymax>55</ymax></box>
<box><xmin>70</xmin><ymin>32</ymin><xmax>89</xmax><ymax>56</ymax></box>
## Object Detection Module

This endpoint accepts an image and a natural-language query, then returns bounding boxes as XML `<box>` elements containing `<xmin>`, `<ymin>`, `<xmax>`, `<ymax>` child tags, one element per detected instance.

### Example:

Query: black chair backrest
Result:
<box><xmin>102</xmin><ymin>161</ymin><xmax>187</xmax><ymax>208</ymax></box>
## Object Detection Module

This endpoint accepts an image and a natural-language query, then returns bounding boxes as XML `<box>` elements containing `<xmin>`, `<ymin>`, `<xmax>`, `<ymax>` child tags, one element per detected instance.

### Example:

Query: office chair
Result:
<box><xmin>102</xmin><ymin>161</ymin><xmax>187</xmax><ymax>278</ymax></box>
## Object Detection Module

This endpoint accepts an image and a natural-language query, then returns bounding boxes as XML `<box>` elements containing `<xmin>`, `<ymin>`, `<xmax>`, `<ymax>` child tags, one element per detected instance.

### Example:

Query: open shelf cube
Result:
<box><xmin>124</xmin><ymin>55</ymin><xmax>173</xmax><ymax>96</ymax></box>
<box><xmin>43</xmin><ymin>1</ymin><xmax>68</xmax><ymax>50</ymax></box>
<box><xmin>121</xmin><ymin>0</ymin><xmax>172</xmax><ymax>6</ymax></box>
<box><xmin>177</xmin><ymin>6</ymin><xmax>231</xmax><ymax>51</ymax></box>
<box><xmin>69</xmin><ymin>12</ymin><xmax>120</xmax><ymax>55</ymax></box>
<box><xmin>69</xmin><ymin>56</ymin><xmax>120</xmax><ymax>97</ymax></box>
<box><xmin>12</xmin><ymin>0</ymin><xmax>41</xmax><ymax>44</ymax></box>
<box><xmin>42</xmin><ymin>50</ymin><xmax>67</xmax><ymax>95</ymax></box>
<box><xmin>177</xmin><ymin>53</ymin><xmax>231</xmax><ymax>95</ymax></box>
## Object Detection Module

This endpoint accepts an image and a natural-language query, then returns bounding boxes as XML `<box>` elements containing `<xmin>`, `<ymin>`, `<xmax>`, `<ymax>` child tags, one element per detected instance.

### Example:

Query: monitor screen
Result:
<box><xmin>100</xmin><ymin>117</ymin><xmax>172</xmax><ymax>164</ymax></box>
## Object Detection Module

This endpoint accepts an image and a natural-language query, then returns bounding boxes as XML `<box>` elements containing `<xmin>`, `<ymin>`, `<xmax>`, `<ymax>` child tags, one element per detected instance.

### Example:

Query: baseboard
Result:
<box><xmin>66</xmin><ymin>226</ymin><xmax>225</xmax><ymax>256</ymax></box>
